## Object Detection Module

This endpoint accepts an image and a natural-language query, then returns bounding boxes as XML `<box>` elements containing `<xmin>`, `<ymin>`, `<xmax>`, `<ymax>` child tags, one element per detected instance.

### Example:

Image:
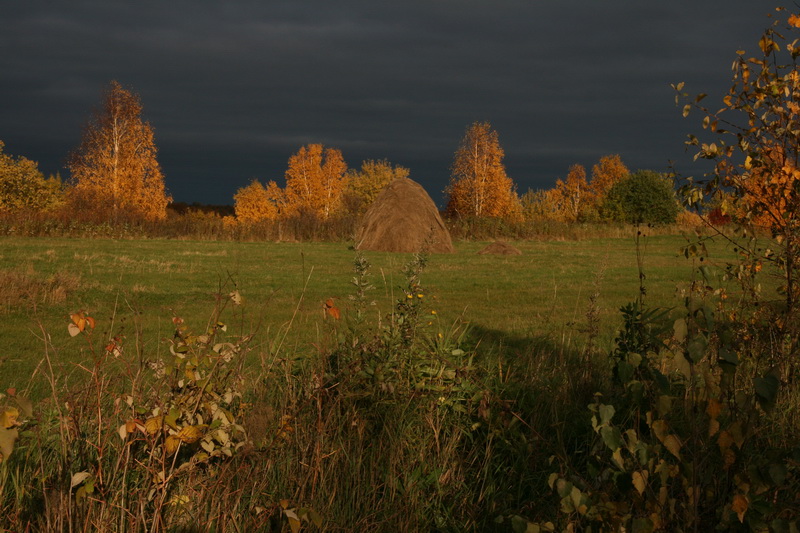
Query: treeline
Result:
<box><xmin>0</xmin><ymin>81</ymin><xmax>697</xmax><ymax>241</ymax></box>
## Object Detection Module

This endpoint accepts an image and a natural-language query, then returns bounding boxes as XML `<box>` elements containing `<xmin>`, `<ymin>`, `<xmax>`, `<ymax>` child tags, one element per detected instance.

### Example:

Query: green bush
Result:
<box><xmin>601</xmin><ymin>170</ymin><xmax>680</xmax><ymax>225</ymax></box>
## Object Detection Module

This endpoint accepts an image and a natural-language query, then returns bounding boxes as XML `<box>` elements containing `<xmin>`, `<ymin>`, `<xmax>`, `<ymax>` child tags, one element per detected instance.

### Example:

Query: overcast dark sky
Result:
<box><xmin>1</xmin><ymin>1</ymin><xmax>776</xmax><ymax>206</ymax></box>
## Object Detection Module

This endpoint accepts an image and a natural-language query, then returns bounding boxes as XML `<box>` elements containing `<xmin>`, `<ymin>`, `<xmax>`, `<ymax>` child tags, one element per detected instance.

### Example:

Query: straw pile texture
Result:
<box><xmin>355</xmin><ymin>178</ymin><xmax>455</xmax><ymax>253</ymax></box>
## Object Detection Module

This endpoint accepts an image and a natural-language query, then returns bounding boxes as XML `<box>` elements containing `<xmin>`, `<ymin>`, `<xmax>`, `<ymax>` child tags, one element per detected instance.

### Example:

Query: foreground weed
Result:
<box><xmin>0</xmin><ymin>286</ymin><xmax>255</xmax><ymax>532</ymax></box>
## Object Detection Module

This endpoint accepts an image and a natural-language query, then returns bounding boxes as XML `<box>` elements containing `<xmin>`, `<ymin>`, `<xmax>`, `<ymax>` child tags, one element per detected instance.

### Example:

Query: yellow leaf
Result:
<box><xmin>650</xmin><ymin>419</ymin><xmax>669</xmax><ymax>442</ymax></box>
<box><xmin>70</xmin><ymin>312</ymin><xmax>86</xmax><ymax>331</ymax></box>
<box><xmin>68</xmin><ymin>323</ymin><xmax>81</xmax><ymax>337</ymax></box>
<box><xmin>177</xmin><ymin>425</ymin><xmax>204</xmax><ymax>444</ymax></box>
<box><xmin>789</xmin><ymin>14</ymin><xmax>800</xmax><ymax>28</ymax></box>
<box><xmin>168</xmin><ymin>494</ymin><xmax>190</xmax><ymax>506</ymax></box>
<box><xmin>611</xmin><ymin>448</ymin><xmax>624</xmax><ymax>469</ymax></box>
<box><xmin>632</xmin><ymin>470</ymin><xmax>648</xmax><ymax>495</ymax></box>
<box><xmin>118</xmin><ymin>424</ymin><xmax>128</xmax><ymax>441</ymax></box>
<box><xmin>0</xmin><ymin>427</ymin><xmax>19</xmax><ymax>462</ymax></box>
<box><xmin>732</xmin><ymin>494</ymin><xmax>748</xmax><ymax>523</ymax></box>
<box><xmin>70</xmin><ymin>471</ymin><xmax>91</xmax><ymax>489</ymax></box>
<box><xmin>164</xmin><ymin>435</ymin><xmax>181</xmax><ymax>455</ymax></box>
<box><xmin>663</xmin><ymin>434</ymin><xmax>682</xmax><ymax>459</ymax></box>
<box><xmin>144</xmin><ymin>416</ymin><xmax>164</xmax><ymax>436</ymax></box>
<box><xmin>284</xmin><ymin>509</ymin><xmax>301</xmax><ymax>533</ymax></box>
<box><xmin>0</xmin><ymin>407</ymin><xmax>19</xmax><ymax>429</ymax></box>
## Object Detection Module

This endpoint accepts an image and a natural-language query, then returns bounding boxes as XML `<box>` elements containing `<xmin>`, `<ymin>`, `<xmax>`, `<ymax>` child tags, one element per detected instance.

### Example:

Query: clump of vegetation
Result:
<box><xmin>600</xmin><ymin>170</ymin><xmax>681</xmax><ymax>225</ymax></box>
<box><xmin>0</xmin><ymin>265</ymin><xmax>81</xmax><ymax>314</ymax></box>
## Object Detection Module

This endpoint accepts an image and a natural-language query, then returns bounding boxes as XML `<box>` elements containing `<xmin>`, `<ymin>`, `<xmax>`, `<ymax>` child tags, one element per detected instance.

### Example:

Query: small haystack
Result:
<box><xmin>355</xmin><ymin>178</ymin><xmax>455</xmax><ymax>253</ymax></box>
<box><xmin>477</xmin><ymin>241</ymin><xmax>522</xmax><ymax>255</ymax></box>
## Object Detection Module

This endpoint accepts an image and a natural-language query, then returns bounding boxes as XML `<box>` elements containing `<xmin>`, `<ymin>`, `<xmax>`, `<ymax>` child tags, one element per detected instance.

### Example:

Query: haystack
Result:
<box><xmin>355</xmin><ymin>178</ymin><xmax>454</xmax><ymax>253</ymax></box>
<box><xmin>477</xmin><ymin>241</ymin><xmax>522</xmax><ymax>255</ymax></box>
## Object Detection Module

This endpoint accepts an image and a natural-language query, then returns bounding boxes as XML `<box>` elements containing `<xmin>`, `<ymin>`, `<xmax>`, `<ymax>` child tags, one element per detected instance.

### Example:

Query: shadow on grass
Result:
<box><xmin>457</xmin><ymin>323</ymin><xmax>613</xmax><ymax>524</ymax></box>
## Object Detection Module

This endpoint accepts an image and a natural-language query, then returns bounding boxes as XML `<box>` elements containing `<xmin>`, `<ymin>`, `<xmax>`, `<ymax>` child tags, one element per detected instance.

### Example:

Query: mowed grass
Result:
<box><xmin>0</xmin><ymin>232</ymin><xmax>734</xmax><ymax>397</ymax></box>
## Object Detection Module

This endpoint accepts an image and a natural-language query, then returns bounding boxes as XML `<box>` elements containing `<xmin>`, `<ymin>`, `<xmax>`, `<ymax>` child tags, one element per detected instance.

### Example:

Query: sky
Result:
<box><xmin>0</xmin><ymin>1</ymin><xmax>779</xmax><ymax>207</ymax></box>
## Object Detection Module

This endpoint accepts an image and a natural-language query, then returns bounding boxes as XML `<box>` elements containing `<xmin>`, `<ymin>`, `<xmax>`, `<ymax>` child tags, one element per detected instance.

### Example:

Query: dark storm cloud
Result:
<box><xmin>0</xmin><ymin>1</ymin><xmax>776</xmax><ymax>205</ymax></box>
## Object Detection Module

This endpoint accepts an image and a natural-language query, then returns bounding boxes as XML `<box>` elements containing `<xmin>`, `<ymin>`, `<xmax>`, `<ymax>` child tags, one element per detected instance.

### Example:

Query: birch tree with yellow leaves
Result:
<box><xmin>283</xmin><ymin>144</ymin><xmax>348</xmax><ymax>219</ymax></box>
<box><xmin>69</xmin><ymin>81</ymin><xmax>171</xmax><ymax>222</ymax></box>
<box><xmin>445</xmin><ymin>122</ymin><xmax>521</xmax><ymax>220</ymax></box>
<box><xmin>233</xmin><ymin>179</ymin><xmax>283</xmax><ymax>224</ymax></box>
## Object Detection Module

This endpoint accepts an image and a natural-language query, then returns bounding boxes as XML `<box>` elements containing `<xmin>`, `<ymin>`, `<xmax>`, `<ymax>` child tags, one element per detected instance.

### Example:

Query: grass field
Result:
<box><xmin>3</xmin><ymin>231</ymin><xmax>799</xmax><ymax>531</ymax></box>
<box><xmin>1</xmin><ymin>231</ymin><xmax>724</xmax><ymax>396</ymax></box>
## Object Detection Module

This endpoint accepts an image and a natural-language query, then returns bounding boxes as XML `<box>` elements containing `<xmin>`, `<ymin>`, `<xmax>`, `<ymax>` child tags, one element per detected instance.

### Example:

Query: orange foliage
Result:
<box><xmin>445</xmin><ymin>122</ymin><xmax>521</xmax><ymax>220</ymax></box>
<box><xmin>548</xmin><ymin>164</ymin><xmax>590</xmax><ymax>222</ymax></box>
<box><xmin>733</xmin><ymin>145</ymin><xmax>800</xmax><ymax>229</ymax></box>
<box><xmin>69</xmin><ymin>81</ymin><xmax>171</xmax><ymax>222</ymax></box>
<box><xmin>590</xmin><ymin>154</ymin><xmax>629</xmax><ymax>201</ymax></box>
<box><xmin>233</xmin><ymin>179</ymin><xmax>283</xmax><ymax>224</ymax></box>
<box><xmin>284</xmin><ymin>144</ymin><xmax>348</xmax><ymax>219</ymax></box>
<box><xmin>346</xmin><ymin>159</ymin><xmax>410</xmax><ymax>215</ymax></box>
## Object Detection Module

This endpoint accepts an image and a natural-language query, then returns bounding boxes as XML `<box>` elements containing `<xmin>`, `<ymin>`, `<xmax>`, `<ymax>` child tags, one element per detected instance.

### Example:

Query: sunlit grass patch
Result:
<box><xmin>0</xmin><ymin>265</ymin><xmax>81</xmax><ymax>314</ymax></box>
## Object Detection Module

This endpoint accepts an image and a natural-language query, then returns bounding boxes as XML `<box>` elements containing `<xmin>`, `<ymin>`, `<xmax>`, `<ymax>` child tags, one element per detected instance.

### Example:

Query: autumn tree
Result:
<box><xmin>69</xmin><ymin>80</ymin><xmax>171</xmax><ymax>222</ymax></box>
<box><xmin>546</xmin><ymin>163</ymin><xmax>590</xmax><ymax>222</ymax></box>
<box><xmin>677</xmin><ymin>9</ymin><xmax>800</xmax><ymax>313</ymax></box>
<box><xmin>233</xmin><ymin>179</ymin><xmax>283</xmax><ymax>224</ymax></box>
<box><xmin>519</xmin><ymin>189</ymin><xmax>550</xmax><ymax>222</ymax></box>
<box><xmin>283</xmin><ymin>144</ymin><xmax>348</xmax><ymax>219</ymax></box>
<box><xmin>0</xmin><ymin>141</ymin><xmax>64</xmax><ymax>211</ymax></box>
<box><xmin>589</xmin><ymin>154</ymin><xmax>629</xmax><ymax>203</ymax></box>
<box><xmin>445</xmin><ymin>122</ymin><xmax>521</xmax><ymax>219</ymax></box>
<box><xmin>345</xmin><ymin>159</ymin><xmax>410</xmax><ymax>215</ymax></box>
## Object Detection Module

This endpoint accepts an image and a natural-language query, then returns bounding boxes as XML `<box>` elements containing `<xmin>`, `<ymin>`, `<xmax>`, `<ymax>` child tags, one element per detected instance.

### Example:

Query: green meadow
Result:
<box><xmin>1</xmin><ymin>232</ymin><xmax>719</xmax><ymax>392</ymax></box>
<box><xmin>8</xmin><ymin>231</ymin><xmax>797</xmax><ymax>533</ymax></box>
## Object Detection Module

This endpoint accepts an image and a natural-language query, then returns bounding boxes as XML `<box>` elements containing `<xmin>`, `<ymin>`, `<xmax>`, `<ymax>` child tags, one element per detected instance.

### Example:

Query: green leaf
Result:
<box><xmin>657</xmin><ymin>395</ymin><xmax>673</xmax><ymax>417</ymax></box>
<box><xmin>511</xmin><ymin>515</ymin><xmax>539</xmax><ymax>533</ymax></box>
<box><xmin>719</xmin><ymin>347</ymin><xmax>739</xmax><ymax>365</ymax></box>
<box><xmin>769</xmin><ymin>463</ymin><xmax>788</xmax><ymax>485</ymax></box>
<box><xmin>14</xmin><ymin>396</ymin><xmax>33</xmax><ymax>418</ymax></box>
<box><xmin>599</xmin><ymin>404</ymin><xmax>615</xmax><ymax>425</ymax></box>
<box><xmin>632</xmin><ymin>518</ymin><xmax>655</xmax><ymax>532</ymax></box>
<box><xmin>687</xmin><ymin>336</ymin><xmax>708</xmax><ymax>363</ymax></box>
<box><xmin>616</xmin><ymin>360</ymin><xmax>634</xmax><ymax>383</ymax></box>
<box><xmin>673</xmin><ymin>318</ymin><xmax>687</xmax><ymax>343</ymax></box>
<box><xmin>627</xmin><ymin>352</ymin><xmax>643</xmax><ymax>368</ymax></box>
<box><xmin>754</xmin><ymin>374</ymin><xmax>779</xmax><ymax>404</ymax></box>
<box><xmin>673</xmin><ymin>351</ymin><xmax>692</xmax><ymax>379</ymax></box>
<box><xmin>555</xmin><ymin>479</ymin><xmax>572</xmax><ymax>498</ymax></box>
<box><xmin>770</xmin><ymin>518</ymin><xmax>790</xmax><ymax>533</ymax></box>
<box><xmin>601</xmin><ymin>425</ymin><xmax>623</xmax><ymax>451</ymax></box>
